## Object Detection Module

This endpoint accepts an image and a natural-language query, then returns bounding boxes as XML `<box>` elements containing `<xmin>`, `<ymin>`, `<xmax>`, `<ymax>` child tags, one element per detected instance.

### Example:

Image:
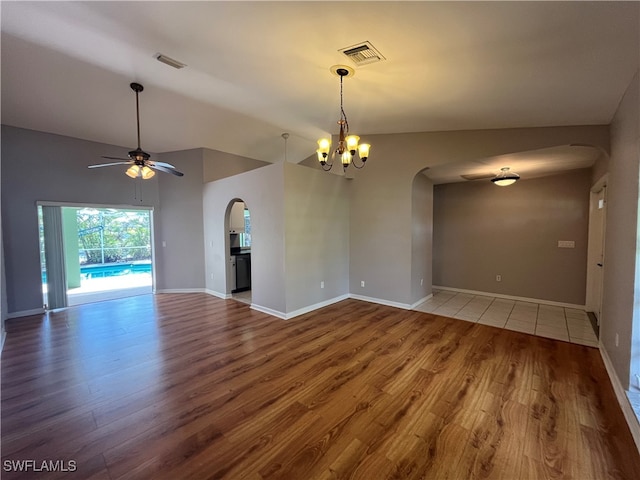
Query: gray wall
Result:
<box><xmin>203</xmin><ymin>163</ymin><xmax>286</xmax><ymax>314</ymax></box>
<box><xmin>411</xmin><ymin>172</ymin><xmax>433</xmax><ymax>305</ymax></box>
<box><xmin>155</xmin><ymin>149</ymin><xmax>206</xmax><ymax>291</ymax></box>
<box><xmin>601</xmin><ymin>72</ymin><xmax>640</xmax><ymax>389</ymax></box>
<box><xmin>284</xmin><ymin>162</ymin><xmax>350</xmax><ymax>313</ymax></box>
<box><xmin>348</xmin><ymin>125</ymin><xmax>609</xmax><ymax>308</ymax></box>
<box><xmin>203</xmin><ymin>148</ymin><xmax>269</xmax><ymax>182</ymax></box>
<box><xmin>203</xmin><ymin>161</ymin><xmax>350</xmax><ymax>317</ymax></box>
<box><xmin>433</xmin><ymin>169</ymin><xmax>591</xmax><ymax>305</ymax></box>
<box><xmin>1</xmin><ymin>126</ymin><xmax>161</xmax><ymax>315</ymax></box>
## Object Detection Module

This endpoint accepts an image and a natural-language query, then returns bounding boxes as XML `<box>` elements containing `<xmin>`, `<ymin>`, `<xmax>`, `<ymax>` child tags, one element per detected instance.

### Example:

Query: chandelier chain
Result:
<box><xmin>340</xmin><ymin>75</ymin><xmax>349</xmax><ymax>133</ymax></box>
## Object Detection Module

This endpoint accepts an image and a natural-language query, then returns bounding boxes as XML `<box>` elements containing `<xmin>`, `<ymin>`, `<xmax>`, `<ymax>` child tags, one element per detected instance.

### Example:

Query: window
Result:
<box><xmin>240</xmin><ymin>208</ymin><xmax>251</xmax><ymax>247</ymax></box>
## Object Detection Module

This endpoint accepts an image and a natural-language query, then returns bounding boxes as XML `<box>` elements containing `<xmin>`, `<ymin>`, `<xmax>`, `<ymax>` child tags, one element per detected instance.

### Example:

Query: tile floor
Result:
<box><xmin>414</xmin><ymin>290</ymin><xmax>599</xmax><ymax>347</ymax></box>
<box><xmin>232</xmin><ymin>290</ymin><xmax>252</xmax><ymax>305</ymax></box>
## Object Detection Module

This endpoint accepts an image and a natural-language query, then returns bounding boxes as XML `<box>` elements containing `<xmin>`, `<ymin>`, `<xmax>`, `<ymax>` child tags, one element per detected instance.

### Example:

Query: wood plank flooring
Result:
<box><xmin>2</xmin><ymin>293</ymin><xmax>639</xmax><ymax>479</ymax></box>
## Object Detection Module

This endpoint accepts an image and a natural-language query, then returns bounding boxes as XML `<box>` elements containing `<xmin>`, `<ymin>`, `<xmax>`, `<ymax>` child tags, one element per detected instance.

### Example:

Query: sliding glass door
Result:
<box><xmin>38</xmin><ymin>204</ymin><xmax>154</xmax><ymax>308</ymax></box>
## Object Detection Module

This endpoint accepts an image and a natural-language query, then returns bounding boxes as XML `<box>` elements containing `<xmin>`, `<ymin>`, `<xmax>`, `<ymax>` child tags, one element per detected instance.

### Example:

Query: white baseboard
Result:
<box><xmin>204</xmin><ymin>289</ymin><xmax>231</xmax><ymax>299</ymax></box>
<box><xmin>250</xmin><ymin>304</ymin><xmax>286</xmax><ymax>319</ymax></box>
<box><xmin>600</xmin><ymin>344</ymin><xmax>640</xmax><ymax>454</ymax></box>
<box><xmin>432</xmin><ymin>285</ymin><xmax>585</xmax><ymax>310</ymax></box>
<box><xmin>283</xmin><ymin>294</ymin><xmax>350</xmax><ymax>320</ymax></box>
<box><xmin>156</xmin><ymin>288</ymin><xmax>206</xmax><ymax>294</ymax></box>
<box><xmin>349</xmin><ymin>294</ymin><xmax>412</xmax><ymax>310</ymax></box>
<box><xmin>411</xmin><ymin>293</ymin><xmax>433</xmax><ymax>309</ymax></box>
<box><xmin>7</xmin><ymin>308</ymin><xmax>46</xmax><ymax>319</ymax></box>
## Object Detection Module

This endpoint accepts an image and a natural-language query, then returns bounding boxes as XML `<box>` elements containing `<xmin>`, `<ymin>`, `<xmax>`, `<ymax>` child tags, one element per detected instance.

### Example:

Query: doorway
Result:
<box><xmin>38</xmin><ymin>204</ymin><xmax>154</xmax><ymax>308</ymax></box>
<box><xmin>227</xmin><ymin>200</ymin><xmax>252</xmax><ymax>305</ymax></box>
<box><xmin>586</xmin><ymin>178</ymin><xmax>607</xmax><ymax>332</ymax></box>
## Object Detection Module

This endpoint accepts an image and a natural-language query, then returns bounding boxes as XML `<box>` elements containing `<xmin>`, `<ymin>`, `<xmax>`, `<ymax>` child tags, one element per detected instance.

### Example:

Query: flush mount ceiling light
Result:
<box><xmin>491</xmin><ymin>167</ymin><xmax>520</xmax><ymax>186</ymax></box>
<box><xmin>317</xmin><ymin>65</ymin><xmax>370</xmax><ymax>171</ymax></box>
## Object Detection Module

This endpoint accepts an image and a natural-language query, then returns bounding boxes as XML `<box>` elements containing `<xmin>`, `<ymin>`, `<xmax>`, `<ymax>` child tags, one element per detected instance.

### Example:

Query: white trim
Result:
<box><xmin>205</xmin><ymin>289</ymin><xmax>231</xmax><ymax>300</ymax></box>
<box><xmin>349</xmin><ymin>294</ymin><xmax>411</xmax><ymax>310</ymax></box>
<box><xmin>283</xmin><ymin>294</ymin><xmax>350</xmax><ymax>320</ymax></box>
<box><xmin>411</xmin><ymin>293</ymin><xmax>433</xmax><ymax>309</ymax></box>
<box><xmin>7</xmin><ymin>308</ymin><xmax>46</xmax><ymax>319</ymax></box>
<box><xmin>156</xmin><ymin>288</ymin><xmax>206</xmax><ymax>294</ymax></box>
<box><xmin>36</xmin><ymin>200</ymin><xmax>154</xmax><ymax>211</ymax></box>
<box><xmin>600</xmin><ymin>345</ymin><xmax>640</xmax><ymax>454</ymax></box>
<box><xmin>250</xmin><ymin>304</ymin><xmax>286</xmax><ymax>319</ymax></box>
<box><xmin>432</xmin><ymin>286</ymin><xmax>585</xmax><ymax>310</ymax></box>
<box><xmin>591</xmin><ymin>173</ymin><xmax>609</xmax><ymax>193</ymax></box>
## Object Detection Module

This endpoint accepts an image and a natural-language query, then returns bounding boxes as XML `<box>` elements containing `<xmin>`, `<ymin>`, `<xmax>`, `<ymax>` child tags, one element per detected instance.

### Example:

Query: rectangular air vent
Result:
<box><xmin>154</xmin><ymin>53</ymin><xmax>187</xmax><ymax>69</ymax></box>
<box><xmin>339</xmin><ymin>41</ymin><xmax>385</xmax><ymax>66</ymax></box>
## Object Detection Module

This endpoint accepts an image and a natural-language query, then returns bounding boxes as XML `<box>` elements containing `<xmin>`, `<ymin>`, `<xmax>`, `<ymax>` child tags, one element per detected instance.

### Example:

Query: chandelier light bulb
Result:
<box><xmin>126</xmin><ymin>165</ymin><xmax>140</xmax><ymax>178</ymax></box>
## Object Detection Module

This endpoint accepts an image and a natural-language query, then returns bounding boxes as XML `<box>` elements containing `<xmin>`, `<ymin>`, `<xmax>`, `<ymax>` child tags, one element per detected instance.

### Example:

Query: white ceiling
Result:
<box><xmin>2</xmin><ymin>1</ymin><xmax>638</xmax><ymax>177</ymax></box>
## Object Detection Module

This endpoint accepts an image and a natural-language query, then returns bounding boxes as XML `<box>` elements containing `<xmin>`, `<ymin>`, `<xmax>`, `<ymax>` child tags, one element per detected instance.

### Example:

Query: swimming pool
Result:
<box><xmin>42</xmin><ymin>262</ymin><xmax>152</xmax><ymax>283</ymax></box>
<box><xmin>81</xmin><ymin>262</ymin><xmax>152</xmax><ymax>279</ymax></box>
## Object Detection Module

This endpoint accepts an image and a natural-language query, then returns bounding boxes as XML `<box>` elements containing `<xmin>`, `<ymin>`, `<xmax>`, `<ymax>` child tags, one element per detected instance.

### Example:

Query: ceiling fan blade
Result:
<box><xmin>148</xmin><ymin>160</ymin><xmax>177</xmax><ymax>169</ymax></box>
<box><xmin>88</xmin><ymin>161</ymin><xmax>133</xmax><ymax>169</ymax></box>
<box><xmin>101</xmin><ymin>155</ymin><xmax>131</xmax><ymax>161</ymax></box>
<box><xmin>150</xmin><ymin>164</ymin><xmax>184</xmax><ymax>177</ymax></box>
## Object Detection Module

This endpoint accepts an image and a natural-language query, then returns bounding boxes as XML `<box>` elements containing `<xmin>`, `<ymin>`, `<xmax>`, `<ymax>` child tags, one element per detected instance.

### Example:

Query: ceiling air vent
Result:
<box><xmin>154</xmin><ymin>53</ymin><xmax>187</xmax><ymax>69</ymax></box>
<box><xmin>339</xmin><ymin>41</ymin><xmax>385</xmax><ymax>66</ymax></box>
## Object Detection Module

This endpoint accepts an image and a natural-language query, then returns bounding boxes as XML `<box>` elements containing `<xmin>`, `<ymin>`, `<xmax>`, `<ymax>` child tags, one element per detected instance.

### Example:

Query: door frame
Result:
<box><xmin>585</xmin><ymin>174</ymin><xmax>607</xmax><ymax>324</ymax></box>
<box><xmin>37</xmin><ymin>201</ymin><xmax>157</xmax><ymax>308</ymax></box>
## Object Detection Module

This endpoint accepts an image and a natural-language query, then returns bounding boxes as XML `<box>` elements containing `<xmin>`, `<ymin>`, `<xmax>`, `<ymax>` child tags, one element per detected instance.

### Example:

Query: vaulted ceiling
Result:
<box><xmin>2</xmin><ymin>1</ymin><xmax>638</xmax><ymax>178</ymax></box>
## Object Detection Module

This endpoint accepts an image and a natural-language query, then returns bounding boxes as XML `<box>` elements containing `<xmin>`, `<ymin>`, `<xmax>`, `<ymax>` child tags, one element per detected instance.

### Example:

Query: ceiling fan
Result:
<box><xmin>88</xmin><ymin>82</ymin><xmax>184</xmax><ymax>179</ymax></box>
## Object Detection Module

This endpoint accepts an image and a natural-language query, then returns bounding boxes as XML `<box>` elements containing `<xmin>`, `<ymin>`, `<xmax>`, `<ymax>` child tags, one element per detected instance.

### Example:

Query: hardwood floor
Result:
<box><xmin>2</xmin><ymin>293</ymin><xmax>639</xmax><ymax>479</ymax></box>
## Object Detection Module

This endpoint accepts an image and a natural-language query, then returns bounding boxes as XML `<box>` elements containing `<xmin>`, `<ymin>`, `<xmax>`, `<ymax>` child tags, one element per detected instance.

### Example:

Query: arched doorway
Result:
<box><xmin>227</xmin><ymin>199</ymin><xmax>252</xmax><ymax>304</ymax></box>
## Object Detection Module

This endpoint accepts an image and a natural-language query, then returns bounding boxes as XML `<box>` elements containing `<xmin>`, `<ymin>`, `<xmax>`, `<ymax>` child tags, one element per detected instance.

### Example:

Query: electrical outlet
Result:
<box><xmin>361</xmin><ymin>281</ymin><xmax>365</xmax><ymax>288</ymax></box>
<box><xmin>615</xmin><ymin>333</ymin><xmax>619</xmax><ymax>347</ymax></box>
<box><xmin>210</xmin><ymin>273</ymin><xmax>214</xmax><ymax>280</ymax></box>
<box><xmin>420</xmin><ymin>278</ymin><xmax>424</xmax><ymax>286</ymax></box>
<box><xmin>320</xmin><ymin>281</ymin><xmax>324</xmax><ymax>289</ymax></box>
<box><xmin>635</xmin><ymin>374</ymin><xmax>640</xmax><ymax>389</ymax></box>
<box><xmin>496</xmin><ymin>274</ymin><xmax>502</xmax><ymax>282</ymax></box>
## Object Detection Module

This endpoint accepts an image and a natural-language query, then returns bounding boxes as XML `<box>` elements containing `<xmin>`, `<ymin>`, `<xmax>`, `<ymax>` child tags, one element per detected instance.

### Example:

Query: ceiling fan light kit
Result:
<box><xmin>317</xmin><ymin>65</ymin><xmax>370</xmax><ymax>172</ymax></box>
<box><xmin>491</xmin><ymin>167</ymin><xmax>520</xmax><ymax>186</ymax></box>
<box><xmin>88</xmin><ymin>82</ymin><xmax>184</xmax><ymax>179</ymax></box>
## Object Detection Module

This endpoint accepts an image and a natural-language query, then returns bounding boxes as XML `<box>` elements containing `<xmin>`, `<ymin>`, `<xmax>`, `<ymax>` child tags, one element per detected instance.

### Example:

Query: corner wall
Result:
<box><xmin>601</xmin><ymin>71</ymin><xmax>640</xmax><ymax>389</ymax></box>
<box><xmin>0</xmin><ymin>126</ymin><xmax>161</xmax><ymax>315</ymax></box>
<box><xmin>349</xmin><ymin>125</ymin><xmax>609</xmax><ymax>308</ymax></box>
<box><xmin>284</xmin><ymin>163</ymin><xmax>350</xmax><ymax>313</ymax></box>
<box><xmin>203</xmin><ymin>163</ymin><xmax>287</xmax><ymax>314</ymax></box>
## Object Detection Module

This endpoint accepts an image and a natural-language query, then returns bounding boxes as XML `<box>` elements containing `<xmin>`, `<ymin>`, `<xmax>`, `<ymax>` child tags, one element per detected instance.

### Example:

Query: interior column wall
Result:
<box><xmin>411</xmin><ymin>172</ymin><xmax>433</xmax><ymax>306</ymax></box>
<box><xmin>283</xmin><ymin>163</ymin><xmax>350</xmax><ymax>314</ymax></box>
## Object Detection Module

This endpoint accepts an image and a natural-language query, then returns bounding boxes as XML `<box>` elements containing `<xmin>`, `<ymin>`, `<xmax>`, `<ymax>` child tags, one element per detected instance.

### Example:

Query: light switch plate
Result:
<box><xmin>558</xmin><ymin>240</ymin><xmax>575</xmax><ymax>248</ymax></box>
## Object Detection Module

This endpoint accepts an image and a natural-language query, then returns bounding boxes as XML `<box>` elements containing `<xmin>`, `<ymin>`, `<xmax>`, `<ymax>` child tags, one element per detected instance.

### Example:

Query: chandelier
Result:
<box><xmin>317</xmin><ymin>66</ymin><xmax>370</xmax><ymax>171</ymax></box>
